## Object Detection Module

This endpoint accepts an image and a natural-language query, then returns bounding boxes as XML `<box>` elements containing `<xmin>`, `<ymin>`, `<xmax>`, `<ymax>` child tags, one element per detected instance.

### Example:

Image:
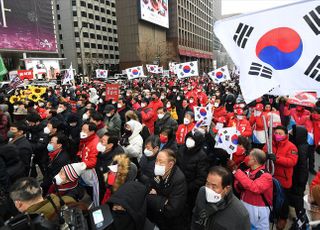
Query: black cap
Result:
<box><xmin>104</xmin><ymin>104</ymin><xmax>115</xmax><ymax>113</ymax></box>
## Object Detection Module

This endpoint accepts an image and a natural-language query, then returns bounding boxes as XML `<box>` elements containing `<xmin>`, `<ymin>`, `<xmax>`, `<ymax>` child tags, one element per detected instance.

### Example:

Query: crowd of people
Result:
<box><xmin>0</xmin><ymin>74</ymin><xmax>319</xmax><ymax>230</ymax></box>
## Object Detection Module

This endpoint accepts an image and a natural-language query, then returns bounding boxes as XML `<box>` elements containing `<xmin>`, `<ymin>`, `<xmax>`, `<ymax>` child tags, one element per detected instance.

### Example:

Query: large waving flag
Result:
<box><xmin>126</xmin><ymin>66</ymin><xmax>144</xmax><ymax>80</ymax></box>
<box><xmin>175</xmin><ymin>61</ymin><xmax>199</xmax><ymax>79</ymax></box>
<box><xmin>214</xmin><ymin>1</ymin><xmax>320</xmax><ymax>103</ymax></box>
<box><xmin>96</xmin><ymin>69</ymin><xmax>108</xmax><ymax>79</ymax></box>
<box><xmin>208</xmin><ymin>65</ymin><xmax>231</xmax><ymax>83</ymax></box>
<box><xmin>62</xmin><ymin>64</ymin><xmax>74</xmax><ymax>85</ymax></box>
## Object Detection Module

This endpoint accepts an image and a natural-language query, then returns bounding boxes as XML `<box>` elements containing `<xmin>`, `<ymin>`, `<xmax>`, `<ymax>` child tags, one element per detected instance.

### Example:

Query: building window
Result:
<box><xmin>58</xmin><ymin>24</ymin><xmax>62</xmax><ymax>30</ymax></box>
<box><xmin>107</xmin><ymin>10</ymin><xmax>110</xmax><ymax>15</ymax></box>
<box><xmin>98</xmin><ymin>44</ymin><xmax>102</xmax><ymax>49</ymax></box>
<box><xmin>100</xmin><ymin>0</ymin><xmax>105</xmax><ymax>3</ymax></box>
<box><xmin>104</xmin><ymin>45</ymin><xmax>108</xmax><ymax>50</ymax></box>
<box><xmin>101</xmin><ymin>8</ymin><xmax>105</xmax><ymax>13</ymax></box>
<box><xmin>80</xmin><ymin>1</ymin><xmax>86</xmax><ymax>7</ymax></box>
<box><xmin>75</xmin><ymin>32</ymin><xmax>79</xmax><ymax>37</ymax></box>
<box><xmin>83</xmin><ymin>32</ymin><xmax>89</xmax><ymax>37</ymax></box>
<box><xmin>89</xmin><ymin>23</ymin><xmax>94</xmax><ymax>29</ymax></box>
<box><xmin>81</xmin><ymin>11</ymin><xmax>87</xmax><ymax>17</ymax></box>
<box><xmin>102</xmin><ymin>27</ymin><xmax>107</xmax><ymax>31</ymax></box>
<box><xmin>56</xmin><ymin>4</ymin><xmax>60</xmax><ymax>10</ymax></box>
<box><xmin>89</xmin><ymin>14</ymin><xmax>94</xmax><ymax>19</ymax></box>
<box><xmin>108</xmin><ymin>37</ymin><xmax>113</xmax><ymax>41</ymax></box>
<box><xmin>72</xmin><ymin>0</ymin><xmax>76</xmax><ymax>6</ymax></box>
<box><xmin>90</xmin><ymin>33</ymin><xmax>96</xmax><ymax>39</ymax></box>
<box><xmin>95</xmin><ymin>15</ymin><xmax>100</xmax><ymax>21</ymax></box>
<box><xmin>96</xmin><ymin>25</ymin><xmax>101</xmax><ymax>30</ymax></box>
<box><xmin>101</xmin><ymin>17</ymin><xmax>106</xmax><ymax>22</ymax></box>
<box><xmin>112</xmin><ymin>20</ymin><xmax>116</xmax><ymax>25</ymax></box>
<box><xmin>91</xmin><ymin>43</ymin><xmax>96</xmax><ymax>48</ymax></box>
<box><xmin>57</xmin><ymin>14</ymin><xmax>61</xmax><ymax>20</ymax></box>
<box><xmin>76</xmin><ymin>42</ymin><xmax>80</xmax><ymax>48</ymax></box>
<box><xmin>59</xmin><ymin>34</ymin><xmax>63</xmax><ymax>40</ymax></box>
<box><xmin>60</xmin><ymin>44</ymin><xmax>64</xmax><ymax>49</ymax></box>
<box><xmin>73</xmin><ymin>21</ymin><xmax>78</xmax><ymax>27</ymax></box>
<box><xmin>97</xmin><ymin>35</ymin><xmax>102</xmax><ymax>40</ymax></box>
<box><xmin>109</xmin><ymin>46</ymin><xmax>114</xmax><ymax>50</ymax></box>
<box><xmin>73</xmin><ymin>11</ymin><xmax>77</xmax><ymax>16</ymax></box>
<box><xmin>84</xmin><ymin>42</ymin><xmax>90</xmax><ymax>48</ymax></box>
<box><xmin>110</xmin><ymin>54</ymin><xmax>114</xmax><ymax>59</ymax></box>
<box><xmin>113</xmin><ymin>29</ymin><xmax>117</xmax><ymax>34</ymax></box>
<box><xmin>88</xmin><ymin>3</ymin><xmax>93</xmax><ymax>9</ymax></box>
<box><xmin>115</xmin><ymin>55</ymin><xmax>119</xmax><ymax>59</ymax></box>
<box><xmin>94</xmin><ymin>5</ymin><xmax>99</xmax><ymax>11</ymax></box>
<box><xmin>104</xmin><ymin>54</ymin><xmax>109</xmax><ymax>58</ymax></box>
<box><xmin>108</xmin><ymin>28</ymin><xmax>112</xmax><ymax>32</ymax></box>
<box><xmin>115</xmin><ymin>46</ymin><xmax>119</xmax><ymax>51</ymax></box>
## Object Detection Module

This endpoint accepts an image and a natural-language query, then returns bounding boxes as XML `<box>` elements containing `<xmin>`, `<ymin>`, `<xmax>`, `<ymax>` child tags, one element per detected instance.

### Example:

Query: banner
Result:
<box><xmin>157</xmin><ymin>66</ymin><xmax>164</xmax><ymax>74</ymax></box>
<box><xmin>162</xmin><ymin>70</ymin><xmax>170</xmax><ymax>77</ymax></box>
<box><xmin>175</xmin><ymin>61</ymin><xmax>199</xmax><ymax>79</ymax></box>
<box><xmin>146</xmin><ymin>64</ymin><xmax>159</xmax><ymax>74</ymax></box>
<box><xmin>169</xmin><ymin>62</ymin><xmax>177</xmax><ymax>74</ymax></box>
<box><xmin>9</xmin><ymin>75</ymin><xmax>24</xmax><ymax>92</ymax></box>
<box><xmin>215</xmin><ymin>127</ymin><xmax>240</xmax><ymax>157</ymax></box>
<box><xmin>287</xmin><ymin>92</ymin><xmax>317</xmax><ymax>108</ymax></box>
<box><xmin>126</xmin><ymin>66</ymin><xmax>144</xmax><ymax>80</ymax></box>
<box><xmin>0</xmin><ymin>0</ymin><xmax>57</xmax><ymax>52</ymax></box>
<box><xmin>214</xmin><ymin>0</ymin><xmax>320</xmax><ymax>103</ymax></box>
<box><xmin>208</xmin><ymin>65</ymin><xmax>231</xmax><ymax>83</ymax></box>
<box><xmin>105</xmin><ymin>84</ymin><xmax>120</xmax><ymax>101</ymax></box>
<box><xmin>96</xmin><ymin>69</ymin><xmax>108</xmax><ymax>79</ymax></box>
<box><xmin>18</xmin><ymin>70</ymin><xmax>33</xmax><ymax>80</ymax></box>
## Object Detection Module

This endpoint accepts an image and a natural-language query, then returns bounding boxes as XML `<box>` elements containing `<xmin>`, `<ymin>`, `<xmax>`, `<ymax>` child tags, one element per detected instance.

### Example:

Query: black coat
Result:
<box><xmin>139</xmin><ymin>154</ymin><xmax>157</xmax><ymax>183</ymax></box>
<box><xmin>177</xmin><ymin>145</ymin><xmax>208</xmax><ymax>208</ymax></box>
<box><xmin>0</xmin><ymin>156</ymin><xmax>9</xmax><ymax>192</ymax></box>
<box><xmin>160</xmin><ymin>138</ymin><xmax>178</xmax><ymax>153</ymax></box>
<box><xmin>147</xmin><ymin>165</ymin><xmax>187</xmax><ymax>230</ymax></box>
<box><xmin>10</xmin><ymin>135</ymin><xmax>33</xmax><ymax>175</ymax></box>
<box><xmin>0</xmin><ymin>143</ymin><xmax>25</xmax><ymax>183</ymax></box>
<box><xmin>154</xmin><ymin>113</ymin><xmax>178</xmax><ymax>135</ymax></box>
<box><xmin>290</xmin><ymin>125</ymin><xmax>309</xmax><ymax>195</ymax></box>
<box><xmin>108</xmin><ymin>181</ymin><xmax>147</xmax><ymax>230</ymax></box>
<box><xmin>191</xmin><ymin>187</ymin><xmax>250</xmax><ymax>230</ymax></box>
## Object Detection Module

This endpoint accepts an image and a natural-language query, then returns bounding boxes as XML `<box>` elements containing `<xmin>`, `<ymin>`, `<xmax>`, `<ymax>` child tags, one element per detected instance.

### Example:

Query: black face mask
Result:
<box><xmin>124</xmin><ymin>129</ymin><xmax>132</xmax><ymax>136</ymax></box>
<box><xmin>112</xmin><ymin>210</ymin><xmax>134</xmax><ymax>230</ymax></box>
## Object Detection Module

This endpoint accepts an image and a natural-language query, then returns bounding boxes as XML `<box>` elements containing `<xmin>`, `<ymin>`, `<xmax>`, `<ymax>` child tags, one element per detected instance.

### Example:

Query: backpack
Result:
<box><xmin>254</xmin><ymin>169</ymin><xmax>286</xmax><ymax>223</ymax></box>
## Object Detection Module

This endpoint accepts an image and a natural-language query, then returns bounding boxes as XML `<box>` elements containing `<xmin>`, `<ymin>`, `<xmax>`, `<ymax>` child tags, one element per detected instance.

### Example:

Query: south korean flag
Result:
<box><xmin>208</xmin><ymin>65</ymin><xmax>231</xmax><ymax>84</ymax></box>
<box><xmin>215</xmin><ymin>127</ymin><xmax>240</xmax><ymax>157</ymax></box>
<box><xmin>194</xmin><ymin>105</ymin><xmax>213</xmax><ymax>127</ymax></box>
<box><xmin>126</xmin><ymin>66</ymin><xmax>144</xmax><ymax>80</ymax></box>
<box><xmin>214</xmin><ymin>1</ymin><xmax>320</xmax><ymax>103</ymax></box>
<box><xmin>175</xmin><ymin>61</ymin><xmax>199</xmax><ymax>79</ymax></box>
<box><xmin>146</xmin><ymin>64</ymin><xmax>159</xmax><ymax>74</ymax></box>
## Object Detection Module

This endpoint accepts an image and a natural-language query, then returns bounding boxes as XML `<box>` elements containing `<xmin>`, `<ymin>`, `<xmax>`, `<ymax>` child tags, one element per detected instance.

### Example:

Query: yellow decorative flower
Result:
<box><xmin>30</xmin><ymin>87</ymin><xmax>46</xmax><ymax>95</ymax></box>
<box><xmin>9</xmin><ymin>95</ymin><xmax>20</xmax><ymax>104</ymax></box>
<box><xmin>28</xmin><ymin>93</ymin><xmax>41</xmax><ymax>102</ymax></box>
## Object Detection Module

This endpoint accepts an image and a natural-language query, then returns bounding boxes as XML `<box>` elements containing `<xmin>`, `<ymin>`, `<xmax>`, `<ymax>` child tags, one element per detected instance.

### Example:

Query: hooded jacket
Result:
<box><xmin>123</xmin><ymin>120</ymin><xmax>143</xmax><ymax>161</ymax></box>
<box><xmin>263</xmin><ymin>136</ymin><xmax>298</xmax><ymax>189</ymax></box>
<box><xmin>141</xmin><ymin>106</ymin><xmax>155</xmax><ymax>134</ymax></box>
<box><xmin>108</xmin><ymin>181</ymin><xmax>147</xmax><ymax>230</ymax></box>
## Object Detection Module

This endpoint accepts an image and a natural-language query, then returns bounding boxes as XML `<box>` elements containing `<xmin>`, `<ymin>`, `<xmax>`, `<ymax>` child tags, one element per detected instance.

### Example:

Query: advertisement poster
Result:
<box><xmin>140</xmin><ymin>0</ymin><xmax>169</xmax><ymax>28</ymax></box>
<box><xmin>0</xmin><ymin>0</ymin><xmax>57</xmax><ymax>52</ymax></box>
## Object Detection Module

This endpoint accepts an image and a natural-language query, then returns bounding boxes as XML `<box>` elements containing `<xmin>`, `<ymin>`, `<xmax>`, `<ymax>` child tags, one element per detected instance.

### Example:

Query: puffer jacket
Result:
<box><xmin>154</xmin><ymin>113</ymin><xmax>178</xmax><ymax>135</ymax></box>
<box><xmin>141</xmin><ymin>106</ymin><xmax>155</xmax><ymax>134</ymax></box>
<box><xmin>176</xmin><ymin>122</ymin><xmax>195</xmax><ymax>145</ymax></box>
<box><xmin>123</xmin><ymin>120</ymin><xmax>143</xmax><ymax>161</ymax></box>
<box><xmin>77</xmin><ymin>133</ymin><xmax>99</xmax><ymax>168</ymax></box>
<box><xmin>263</xmin><ymin>136</ymin><xmax>298</xmax><ymax>189</ymax></box>
<box><xmin>234</xmin><ymin>165</ymin><xmax>273</xmax><ymax>207</ymax></box>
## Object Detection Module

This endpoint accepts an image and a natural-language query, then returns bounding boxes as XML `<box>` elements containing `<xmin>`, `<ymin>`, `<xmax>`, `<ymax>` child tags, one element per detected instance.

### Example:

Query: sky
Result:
<box><xmin>222</xmin><ymin>0</ymin><xmax>303</xmax><ymax>15</ymax></box>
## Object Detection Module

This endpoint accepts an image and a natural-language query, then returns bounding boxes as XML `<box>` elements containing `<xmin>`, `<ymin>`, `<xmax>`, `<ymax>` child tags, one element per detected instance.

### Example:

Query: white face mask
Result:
<box><xmin>189</xmin><ymin>99</ymin><xmax>194</xmax><ymax>104</ymax></box>
<box><xmin>39</xmin><ymin>102</ymin><xmax>44</xmax><ymax>107</ymax></box>
<box><xmin>154</xmin><ymin>164</ymin><xmax>166</xmax><ymax>176</ymax></box>
<box><xmin>205</xmin><ymin>187</ymin><xmax>222</xmax><ymax>203</ymax></box>
<box><xmin>141</xmin><ymin>103</ymin><xmax>146</xmax><ymax>108</ymax></box>
<box><xmin>158</xmin><ymin>114</ymin><xmax>164</xmax><ymax>120</ymax></box>
<box><xmin>186</xmin><ymin>138</ymin><xmax>195</xmax><ymax>149</ymax></box>
<box><xmin>214</xmin><ymin>102</ymin><xmax>220</xmax><ymax>108</ymax></box>
<box><xmin>144</xmin><ymin>149</ymin><xmax>154</xmax><ymax>157</ymax></box>
<box><xmin>96</xmin><ymin>142</ymin><xmax>106</xmax><ymax>152</ymax></box>
<box><xmin>54</xmin><ymin>174</ymin><xmax>64</xmax><ymax>186</ymax></box>
<box><xmin>107</xmin><ymin>113</ymin><xmax>112</xmax><ymax>117</ymax></box>
<box><xmin>254</xmin><ymin>111</ymin><xmax>262</xmax><ymax>117</ymax></box>
<box><xmin>216</xmin><ymin>123</ymin><xmax>224</xmax><ymax>130</ymax></box>
<box><xmin>43</xmin><ymin>126</ymin><xmax>51</xmax><ymax>134</ymax></box>
<box><xmin>99</xmin><ymin>98</ymin><xmax>103</xmax><ymax>104</ymax></box>
<box><xmin>184</xmin><ymin>118</ymin><xmax>190</xmax><ymax>125</ymax></box>
<box><xmin>80</xmin><ymin>131</ymin><xmax>88</xmax><ymax>139</ymax></box>
<box><xmin>160</xmin><ymin>95</ymin><xmax>165</xmax><ymax>100</ymax></box>
<box><xmin>177</xmin><ymin>96</ymin><xmax>181</xmax><ymax>101</ymax></box>
<box><xmin>117</xmin><ymin>104</ymin><xmax>122</xmax><ymax>109</ymax></box>
<box><xmin>57</xmin><ymin>107</ymin><xmax>64</xmax><ymax>114</ymax></box>
<box><xmin>108</xmin><ymin>164</ymin><xmax>118</xmax><ymax>173</ymax></box>
<box><xmin>166</xmin><ymin>104</ymin><xmax>171</xmax><ymax>108</ymax></box>
<box><xmin>13</xmin><ymin>105</ymin><xmax>18</xmax><ymax>110</ymax></box>
<box><xmin>82</xmin><ymin>113</ymin><xmax>89</xmax><ymax>121</ymax></box>
<box><xmin>237</xmin><ymin>115</ymin><xmax>244</xmax><ymax>120</ymax></box>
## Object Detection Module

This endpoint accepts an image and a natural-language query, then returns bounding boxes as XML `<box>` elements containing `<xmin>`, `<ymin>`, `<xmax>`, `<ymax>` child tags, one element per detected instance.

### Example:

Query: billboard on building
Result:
<box><xmin>0</xmin><ymin>0</ymin><xmax>57</xmax><ymax>52</ymax></box>
<box><xmin>140</xmin><ymin>0</ymin><xmax>169</xmax><ymax>28</ymax></box>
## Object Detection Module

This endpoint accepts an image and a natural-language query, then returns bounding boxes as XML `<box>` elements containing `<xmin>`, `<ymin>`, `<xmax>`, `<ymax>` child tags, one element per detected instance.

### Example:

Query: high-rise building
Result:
<box><xmin>55</xmin><ymin>0</ymin><xmax>119</xmax><ymax>75</ymax></box>
<box><xmin>116</xmin><ymin>0</ymin><xmax>221</xmax><ymax>73</ymax></box>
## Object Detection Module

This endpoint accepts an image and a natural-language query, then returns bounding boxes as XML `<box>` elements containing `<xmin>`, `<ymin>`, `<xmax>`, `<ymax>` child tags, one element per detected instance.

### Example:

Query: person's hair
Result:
<box><xmin>10</xmin><ymin>122</ymin><xmax>27</xmax><ymax>133</ymax></box>
<box><xmin>250</xmin><ymin>148</ymin><xmax>267</xmax><ymax>165</ymax></box>
<box><xmin>160</xmin><ymin>148</ymin><xmax>176</xmax><ymax>164</ymax></box>
<box><xmin>145</xmin><ymin>135</ymin><xmax>160</xmax><ymax>149</ymax></box>
<box><xmin>49</xmin><ymin>118</ymin><xmax>63</xmax><ymax>130</ymax></box>
<box><xmin>160</xmin><ymin>126</ymin><xmax>174</xmax><ymax>140</ymax></box>
<box><xmin>125</xmin><ymin>110</ymin><xmax>139</xmax><ymax>122</ymax></box>
<box><xmin>83</xmin><ymin>122</ymin><xmax>97</xmax><ymax>132</ymax></box>
<box><xmin>10</xmin><ymin>177</ymin><xmax>42</xmax><ymax>202</ymax></box>
<box><xmin>103</xmin><ymin>132</ymin><xmax>119</xmax><ymax>148</ymax></box>
<box><xmin>112</xmin><ymin>154</ymin><xmax>130</xmax><ymax>192</ymax></box>
<box><xmin>91</xmin><ymin>112</ymin><xmax>103</xmax><ymax>122</ymax></box>
<box><xmin>238</xmin><ymin>136</ymin><xmax>251</xmax><ymax>152</ymax></box>
<box><xmin>274</xmin><ymin>125</ymin><xmax>288</xmax><ymax>134</ymax></box>
<box><xmin>208</xmin><ymin>166</ymin><xmax>233</xmax><ymax>188</ymax></box>
<box><xmin>157</xmin><ymin>107</ymin><xmax>166</xmax><ymax>112</ymax></box>
<box><xmin>26</xmin><ymin>113</ymin><xmax>41</xmax><ymax>122</ymax></box>
<box><xmin>52</xmin><ymin>133</ymin><xmax>68</xmax><ymax>148</ymax></box>
<box><xmin>59</xmin><ymin>101</ymin><xmax>69</xmax><ymax>108</ymax></box>
<box><xmin>152</xmin><ymin>92</ymin><xmax>160</xmax><ymax>98</ymax></box>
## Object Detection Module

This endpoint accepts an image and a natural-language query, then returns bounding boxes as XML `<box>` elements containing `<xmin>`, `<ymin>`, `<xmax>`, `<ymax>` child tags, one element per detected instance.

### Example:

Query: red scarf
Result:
<box><xmin>48</xmin><ymin>149</ymin><xmax>62</xmax><ymax>161</ymax></box>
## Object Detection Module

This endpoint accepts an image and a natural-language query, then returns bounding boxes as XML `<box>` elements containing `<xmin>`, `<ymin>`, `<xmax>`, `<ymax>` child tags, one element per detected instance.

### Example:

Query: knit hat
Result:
<box><xmin>63</xmin><ymin>162</ymin><xmax>87</xmax><ymax>182</ymax></box>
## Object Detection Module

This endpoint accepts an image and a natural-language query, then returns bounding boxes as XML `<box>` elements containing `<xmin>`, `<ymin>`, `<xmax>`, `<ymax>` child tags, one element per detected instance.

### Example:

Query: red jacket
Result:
<box><xmin>311</xmin><ymin>171</ymin><xmax>320</xmax><ymax>191</ymax></box>
<box><xmin>233</xmin><ymin>146</ymin><xmax>246</xmax><ymax>166</ymax></box>
<box><xmin>284</xmin><ymin>107</ymin><xmax>311</xmax><ymax>127</ymax></box>
<box><xmin>249</xmin><ymin>114</ymin><xmax>264</xmax><ymax>131</ymax></box>
<box><xmin>228</xmin><ymin>118</ymin><xmax>252</xmax><ymax>138</ymax></box>
<box><xmin>263</xmin><ymin>137</ymin><xmax>298</xmax><ymax>189</ymax></box>
<box><xmin>141</xmin><ymin>106</ymin><xmax>155</xmax><ymax>134</ymax></box>
<box><xmin>77</xmin><ymin>134</ymin><xmax>99</xmax><ymax>169</ymax></box>
<box><xmin>234</xmin><ymin>165</ymin><xmax>273</xmax><ymax>207</ymax></box>
<box><xmin>312</xmin><ymin>113</ymin><xmax>320</xmax><ymax>147</ymax></box>
<box><xmin>213</xmin><ymin>106</ymin><xmax>227</xmax><ymax>120</ymax></box>
<box><xmin>149</xmin><ymin>99</ymin><xmax>163</xmax><ymax>121</ymax></box>
<box><xmin>176</xmin><ymin>123</ymin><xmax>195</xmax><ymax>145</ymax></box>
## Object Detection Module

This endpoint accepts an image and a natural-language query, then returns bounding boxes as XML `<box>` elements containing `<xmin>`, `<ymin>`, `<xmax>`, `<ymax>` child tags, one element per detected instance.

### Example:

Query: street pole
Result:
<box><xmin>79</xmin><ymin>26</ymin><xmax>85</xmax><ymax>75</ymax></box>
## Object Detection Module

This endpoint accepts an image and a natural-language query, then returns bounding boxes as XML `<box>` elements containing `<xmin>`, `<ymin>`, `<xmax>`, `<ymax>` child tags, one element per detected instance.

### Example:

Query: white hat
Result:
<box><xmin>63</xmin><ymin>162</ymin><xmax>87</xmax><ymax>182</ymax></box>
